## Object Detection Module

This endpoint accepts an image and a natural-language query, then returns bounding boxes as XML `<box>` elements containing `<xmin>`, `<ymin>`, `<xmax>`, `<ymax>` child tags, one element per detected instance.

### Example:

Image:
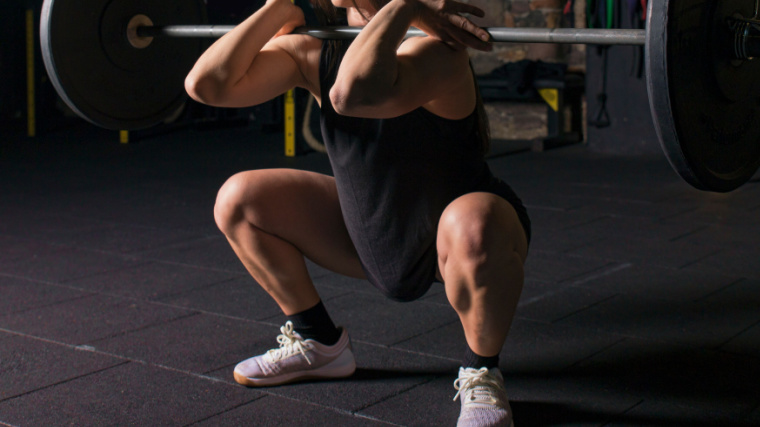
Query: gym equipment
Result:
<box><xmin>39</xmin><ymin>0</ymin><xmax>760</xmax><ymax>192</ymax></box>
<box><xmin>40</xmin><ymin>0</ymin><xmax>207</xmax><ymax>130</ymax></box>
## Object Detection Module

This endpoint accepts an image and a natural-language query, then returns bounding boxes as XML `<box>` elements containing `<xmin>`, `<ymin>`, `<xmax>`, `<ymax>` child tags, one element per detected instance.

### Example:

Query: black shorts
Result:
<box><xmin>370</xmin><ymin>175</ymin><xmax>530</xmax><ymax>302</ymax></box>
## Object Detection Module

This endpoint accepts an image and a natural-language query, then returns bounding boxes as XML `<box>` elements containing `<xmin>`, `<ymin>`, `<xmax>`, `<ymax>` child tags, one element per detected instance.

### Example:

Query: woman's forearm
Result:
<box><xmin>185</xmin><ymin>0</ymin><xmax>298</xmax><ymax>103</ymax></box>
<box><xmin>331</xmin><ymin>0</ymin><xmax>419</xmax><ymax>111</ymax></box>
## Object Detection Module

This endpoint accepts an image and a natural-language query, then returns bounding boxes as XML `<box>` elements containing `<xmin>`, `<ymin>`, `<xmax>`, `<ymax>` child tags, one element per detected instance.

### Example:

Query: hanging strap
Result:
<box><xmin>589</xmin><ymin>47</ymin><xmax>611</xmax><ymax>128</ymax></box>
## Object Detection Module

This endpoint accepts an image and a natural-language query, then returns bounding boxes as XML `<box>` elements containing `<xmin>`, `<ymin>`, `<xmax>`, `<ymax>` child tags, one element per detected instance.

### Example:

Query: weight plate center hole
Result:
<box><xmin>127</xmin><ymin>14</ymin><xmax>154</xmax><ymax>49</ymax></box>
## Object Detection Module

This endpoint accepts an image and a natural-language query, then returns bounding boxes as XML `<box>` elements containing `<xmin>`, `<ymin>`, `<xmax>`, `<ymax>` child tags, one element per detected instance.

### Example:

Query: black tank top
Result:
<box><xmin>319</xmin><ymin>40</ymin><xmax>524</xmax><ymax>301</ymax></box>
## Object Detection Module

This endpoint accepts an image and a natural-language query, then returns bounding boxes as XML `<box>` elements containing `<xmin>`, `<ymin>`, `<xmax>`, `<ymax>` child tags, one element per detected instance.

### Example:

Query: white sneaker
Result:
<box><xmin>454</xmin><ymin>367</ymin><xmax>514</xmax><ymax>427</ymax></box>
<box><xmin>233</xmin><ymin>321</ymin><xmax>356</xmax><ymax>387</ymax></box>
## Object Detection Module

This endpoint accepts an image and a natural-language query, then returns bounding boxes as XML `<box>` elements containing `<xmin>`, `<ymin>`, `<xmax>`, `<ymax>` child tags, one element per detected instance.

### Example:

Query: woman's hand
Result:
<box><xmin>268</xmin><ymin>0</ymin><xmax>306</xmax><ymax>38</ymax></box>
<box><xmin>407</xmin><ymin>0</ymin><xmax>492</xmax><ymax>51</ymax></box>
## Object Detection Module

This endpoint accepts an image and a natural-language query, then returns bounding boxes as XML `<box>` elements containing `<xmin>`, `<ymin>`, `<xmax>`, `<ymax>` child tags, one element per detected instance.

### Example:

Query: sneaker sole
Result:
<box><xmin>234</xmin><ymin>348</ymin><xmax>356</xmax><ymax>387</ymax></box>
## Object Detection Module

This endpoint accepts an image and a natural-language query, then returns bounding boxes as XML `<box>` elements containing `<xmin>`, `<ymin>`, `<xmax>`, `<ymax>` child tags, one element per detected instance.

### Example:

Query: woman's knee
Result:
<box><xmin>214</xmin><ymin>172</ymin><xmax>255</xmax><ymax>235</ymax></box>
<box><xmin>437</xmin><ymin>193</ymin><xmax>528</xmax><ymax>279</ymax></box>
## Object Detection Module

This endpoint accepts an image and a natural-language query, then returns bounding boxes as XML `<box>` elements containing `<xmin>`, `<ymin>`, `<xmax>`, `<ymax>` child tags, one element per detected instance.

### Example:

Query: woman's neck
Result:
<box><xmin>346</xmin><ymin>7</ymin><xmax>374</xmax><ymax>26</ymax></box>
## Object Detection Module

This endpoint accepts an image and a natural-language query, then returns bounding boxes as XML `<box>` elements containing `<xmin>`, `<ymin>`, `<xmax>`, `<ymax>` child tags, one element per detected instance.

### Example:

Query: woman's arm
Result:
<box><xmin>185</xmin><ymin>0</ymin><xmax>312</xmax><ymax>107</ymax></box>
<box><xmin>330</xmin><ymin>0</ymin><xmax>490</xmax><ymax>119</ymax></box>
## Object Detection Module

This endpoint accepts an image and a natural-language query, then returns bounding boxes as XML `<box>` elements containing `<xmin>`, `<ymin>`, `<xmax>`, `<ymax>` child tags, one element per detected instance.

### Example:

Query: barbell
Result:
<box><xmin>39</xmin><ymin>0</ymin><xmax>760</xmax><ymax>193</ymax></box>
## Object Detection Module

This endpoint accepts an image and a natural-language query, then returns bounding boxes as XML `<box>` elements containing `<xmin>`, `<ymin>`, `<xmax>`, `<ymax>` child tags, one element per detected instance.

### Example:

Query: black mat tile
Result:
<box><xmin>15</xmin><ymin>188</ymin><xmax>217</xmax><ymax>231</ymax></box>
<box><xmin>524</xmin><ymin>207</ymin><xmax>608</xmax><ymax>231</ymax></box>
<box><xmin>0</xmin><ymin>362</ymin><xmax>259</xmax><ymax>426</ymax></box>
<box><xmin>523</xmin><ymin>251</ymin><xmax>613</xmax><ymax>284</ymax></box>
<box><xmin>689</xmin><ymin>249</ymin><xmax>760</xmax><ymax>280</ymax></box>
<box><xmin>537</xmin><ymin>194</ymin><xmax>698</xmax><ymax>220</ymax></box>
<box><xmin>0</xmin><ymin>211</ymin><xmax>98</xmax><ymax>241</ymax></box>
<box><xmin>611</xmin><ymin>400</ymin><xmax>759</xmax><ymax>426</ymax></box>
<box><xmin>0</xmin><ymin>330</ymin><xmax>14</xmax><ymax>343</ymax></box>
<box><xmin>194</xmin><ymin>395</ymin><xmax>390</xmax><ymax>426</ymax></box>
<box><xmin>0</xmin><ymin>277</ymin><xmax>90</xmax><ymax>315</ymax></box>
<box><xmin>105</xmin><ymin>203</ymin><xmax>218</xmax><ymax>233</ymax></box>
<box><xmin>565</xmin><ymin>215</ymin><xmax>706</xmax><ymax>242</ymax></box>
<box><xmin>567</xmin><ymin>339</ymin><xmax>760</xmax><ymax>418</ymax></box>
<box><xmin>138</xmin><ymin>236</ymin><xmax>248</xmax><ymax>274</ymax></box>
<box><xmin>574</xmin><ymin>197</ymin><xmax>699</xmax><ymax>220</ymax></box>
<box><xmin>528</xmin><ymin>226</ymin><xmax>607</xmax><ymax>254</ymax></box>
<box><xmin>672</xmin><ymin>223</ymin><xmax>760</xmax><ymax>247</ymax></box>
<box><xmin>748</xmin><ymin>406</ymin><xmax>760</xmax><ymax>425</ymax></box>
<box><xmin>157</xmin><ymin>275</ymin><xmax>315</xmax><ymax>320</ymax></box>
<box><xmin>515</xmin><ymin>278</ymin><xmax>564</xmax><ymax>307</ymax></box>
<box><xmin>556</xmin><ymin>294</ymin><xmax>760</xmax><ymax>349</ymax></box>
<box><xmin>504</xmin><ymin>373</ymin><xmax>642</xmax><ymax>426</ymax></box>
<box><xmin>520</xmin><ymin>193</ymin><xmax>588</xmax><ymax>211</ymax></box>
<box><xmin>92</xmin><ymin>314</ymin><xmax>276</xmax><ymax>375</ymax></box>
<box><xmin>0</xmin><ymin>246</ymin><xmax>143</xmax><ymax>283</ymax></box>
<box><xmin>664</xmin><ymin>202</ymin><xmax>760</xmax><ymax>228</ymax></box>
<box><xmin>707</xmin><ymin>279</ymin><xmax>760</xmax><ymax>357</ymax></box>
<box><xmin>357</xmin><ymin>375</ymin><xmax>461</xmax><ymax>426</ymax></box>
<box><xmin>0</xmin><ymin>236</ymin><xmax>71</xmax><ymax>267</ymax></box>
<box><xmin>500</xmin><ymin>319</ymin><xmax>624</xmax><ymax>373</ymax></box>
<box><xmin>514</xmin><ymin>285</ymin><xmax>618</xmax><ymax>323</ymax></box>
<box><xmin>0</xmin><ymin>294</ymin><xmax>194</xmax><ymax>345</ymax></box>
<box><xmin>65</xmin><ymin>261</ymin><xmax>242</xmax><ymax>300</ymax></box>
<box><xmin>547</xmin><ymin>181</ymin><xmax>695</xmax><ymax>204</ymax></box>
<box><xmin>566</xmin><ymin>237</ymin><xmax>723</xmax><ymax>269</ymax></box>
<box><xmin>387</xmin><ymin>320</ymin><xmax>464</xmax><ymax>362</ymax></box>
<box><xmin>267</xmin><ymin>292</ymin><xmax>459</xmax><ymax>346</ymax></box>
<box><xmin>0</xmin><ymin>335</ymin><xmax>125</xmax><ymax>401</ymax></box>
<box><xmin>573</xmin><ymin>264</ymin><xmax>739</xmax><ymax>301</ymax></box>
<box><xmin>701</xmin><ymin>278</ymin><xmax>760</xmax><ymax>307</ymax></box>
<box><xmin>40</xmin><ymin>223</ymin><xmax>204</xmax><ymax>254</ymax></box>
<box><xmin>721</xmin><ymin>321</ymin><xmax>760</xmax><ymax>358</ymax></box>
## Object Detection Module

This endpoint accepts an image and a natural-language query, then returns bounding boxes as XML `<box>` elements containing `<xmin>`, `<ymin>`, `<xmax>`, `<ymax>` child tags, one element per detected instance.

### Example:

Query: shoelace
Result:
<box><xmin>453</xmin><ymin>367</ymin><xmax>502</xmax><ymax>405</ymax></box>
<box><xmin>266</xmin><ymin>321</ymin><xmax>313</xmax><ymax>365</ymax></box>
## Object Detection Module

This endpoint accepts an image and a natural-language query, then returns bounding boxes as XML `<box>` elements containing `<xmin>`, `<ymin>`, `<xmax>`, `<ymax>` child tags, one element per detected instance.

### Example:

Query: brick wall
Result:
<box><xmin>468</xmin><ymin>0</ymin><xmax>586</xmax><ymax>142</ymax></box>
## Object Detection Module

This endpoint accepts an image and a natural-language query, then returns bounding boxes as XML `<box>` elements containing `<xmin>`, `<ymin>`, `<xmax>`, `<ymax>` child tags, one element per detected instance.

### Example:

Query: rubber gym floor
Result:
<box><xmin>1</xmin><ymin>122</ymin><xmax>759</xmax><ymax>426</ymax></box>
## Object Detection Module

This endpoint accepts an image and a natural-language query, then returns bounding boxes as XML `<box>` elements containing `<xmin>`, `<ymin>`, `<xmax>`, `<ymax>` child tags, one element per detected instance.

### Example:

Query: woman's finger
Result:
<box><xmin>448</xmin><ymin>15</ymin><xmax>492</xmax><ymax>49</ymax></box>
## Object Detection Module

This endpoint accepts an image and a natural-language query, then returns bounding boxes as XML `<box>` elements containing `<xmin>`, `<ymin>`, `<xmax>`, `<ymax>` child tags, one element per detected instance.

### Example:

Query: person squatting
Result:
<box><xmin>185</xmin><ymin>0</ymin><xmax>531</xmax><ymax>425</ymax></box>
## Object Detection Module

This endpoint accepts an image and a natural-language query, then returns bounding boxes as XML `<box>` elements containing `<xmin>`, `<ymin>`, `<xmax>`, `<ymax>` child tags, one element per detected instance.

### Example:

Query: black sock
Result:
<box><xmin>286</xmin><ymin>300</ymin><xmax>341</xmax><ymax>346</ymax></box>
<box><xmin>462</xmin><ymin>345</ymin><xmax>500</xmax><ymax>370</ymax></box>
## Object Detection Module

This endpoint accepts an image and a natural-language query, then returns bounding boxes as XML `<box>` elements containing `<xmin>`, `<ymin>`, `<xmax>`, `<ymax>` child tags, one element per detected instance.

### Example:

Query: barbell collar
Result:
<box><xmin>137</xmin><ymin>25</ymin><xmax>646</xmax><ymax>46</ymax></box>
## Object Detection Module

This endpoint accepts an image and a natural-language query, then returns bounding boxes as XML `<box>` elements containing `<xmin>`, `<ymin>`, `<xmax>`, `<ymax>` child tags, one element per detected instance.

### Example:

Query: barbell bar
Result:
<box><xmin>134</xmin><ymin>25</ymin><xmax>647</xmax><ymax>46</ymax></box>
<box><xmin>39</xmin><ymin>0</ymin><xmax>760</xmax><ymax>193</ymax></box>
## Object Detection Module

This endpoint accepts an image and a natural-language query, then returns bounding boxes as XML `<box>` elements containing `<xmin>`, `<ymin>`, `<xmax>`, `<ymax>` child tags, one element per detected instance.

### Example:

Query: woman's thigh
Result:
<box><xmin>216</xmin><ymin>168</ymin><xmax>366</xmax><ymax>279</ymax></box>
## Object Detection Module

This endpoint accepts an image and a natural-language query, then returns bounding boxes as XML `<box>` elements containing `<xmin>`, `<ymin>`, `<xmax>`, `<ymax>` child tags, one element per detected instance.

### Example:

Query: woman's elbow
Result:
<box><xmin>330</xmin><ymin>81</ymin><xmax>381</xmax><ymax>116</ymax></box>
<box><xmin>185</xmin><ymin>73</ymin><xmax>211</xmax><ymax>104</ymax></box>
<box><xmin>329</xmin><ymin>84</ymin><xmax>353</xmax><ymax>115</ymax></box>
<box><xmin>185</xmin><ymin>71</ymin><xmax>227</xmax><ymax>106</ymax></box>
